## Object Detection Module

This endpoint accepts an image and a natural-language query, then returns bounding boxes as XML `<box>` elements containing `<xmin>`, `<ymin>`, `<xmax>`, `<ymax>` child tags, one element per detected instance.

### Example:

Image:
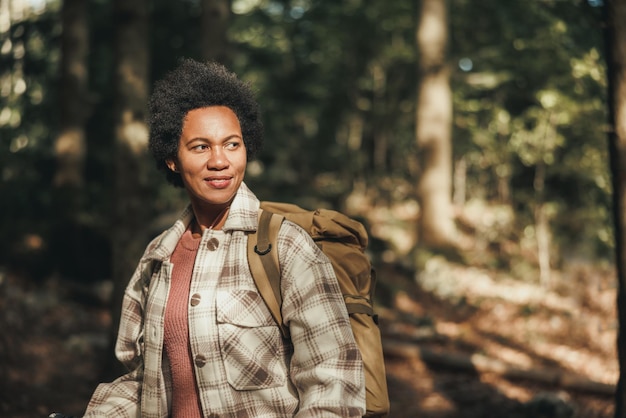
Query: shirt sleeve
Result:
<box><xmin>82</xmin><ymin>259</ymin><xmax>148</xmax><ymax>418</ymax></box>
<box><xmin>277</xmin><ymin>221</ymin><xmax>366</xmax><ymax>418</ymax></box>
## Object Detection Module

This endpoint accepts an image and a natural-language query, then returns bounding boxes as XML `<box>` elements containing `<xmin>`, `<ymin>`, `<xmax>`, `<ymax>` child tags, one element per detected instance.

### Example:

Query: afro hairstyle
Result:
<box><xmin>148</xmin><ymin>58</ymin><xmax>264</xmax><ymax>188</ymax></box>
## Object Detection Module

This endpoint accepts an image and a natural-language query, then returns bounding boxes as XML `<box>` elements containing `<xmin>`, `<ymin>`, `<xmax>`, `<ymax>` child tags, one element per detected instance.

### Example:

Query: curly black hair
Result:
<box><xmin>148</xmin><ymin>58</ymin><xmax>264</xmax><ymax>188</ymax></box>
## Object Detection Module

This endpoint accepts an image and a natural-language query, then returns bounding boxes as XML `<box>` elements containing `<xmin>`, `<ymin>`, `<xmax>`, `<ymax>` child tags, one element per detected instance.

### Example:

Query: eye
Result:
<box><xmin>224</xmin><ymin>141</ymin><xmax>241</xmax><ymax>150</ymax></box>
<box><xmin>192</xmin><ymin>144</ymin><xmax>209</xmax><ymax>151</ymax></box>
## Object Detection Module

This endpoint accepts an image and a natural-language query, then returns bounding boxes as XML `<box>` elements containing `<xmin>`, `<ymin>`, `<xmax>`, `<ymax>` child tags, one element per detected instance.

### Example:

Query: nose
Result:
<box><xmin>207</xmin><ymin>147</ymin><xmax>228</xmax><ymax>169</ymax></box>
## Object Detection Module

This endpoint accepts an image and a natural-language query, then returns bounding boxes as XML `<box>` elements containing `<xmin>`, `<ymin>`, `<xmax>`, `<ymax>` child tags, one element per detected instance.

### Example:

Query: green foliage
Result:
<box><xmin>231</xmin><ymin>0</ymin><xmax>417</xmax><ymax>203</ymax></box>
<box><xmin>0</xmin><ymin>0</ymin><xmax>613</xmax><ymax>281</ymax></box>
<box><xmin>450</xmin><ymin>0</ymin><xmax>610</xmax><ymax>260</ymax></box>
<box><xmin>1</xmin><ymin>3</ymin><xmax>62</xmax><ymax>278</ymax></box>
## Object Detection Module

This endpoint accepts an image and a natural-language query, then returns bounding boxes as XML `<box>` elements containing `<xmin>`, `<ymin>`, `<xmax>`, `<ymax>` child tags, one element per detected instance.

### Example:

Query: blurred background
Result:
<box><xmin>0</xmin><ymin>0</ymin><xmax>618</xmax><ymax>417</ymax></box>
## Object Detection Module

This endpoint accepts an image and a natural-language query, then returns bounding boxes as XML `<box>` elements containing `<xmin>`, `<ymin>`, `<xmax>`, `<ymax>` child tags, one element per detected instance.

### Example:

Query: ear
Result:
<box><xmin>165</xmin><ymin>158</ymin><xmax>179</xmax><ymax>173</ymax></box>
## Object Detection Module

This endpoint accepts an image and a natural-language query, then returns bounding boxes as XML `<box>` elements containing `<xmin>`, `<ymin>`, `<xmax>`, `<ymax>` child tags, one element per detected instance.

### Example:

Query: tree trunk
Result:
<box><xmin>371</xmin><ymin>62</ymin><xmax>389</xmax><ymax>173</ymax></box>
<box><xmin>607</xmin><ymin>1</ymin><xmax>626</xmax><ymax>416</ymax></box>
<box><xmin>54</xmin><ymin>0</ymin><xmax>89</xmax><ymax>188</ymax></box>
<box><xmin>534</xmin><ymin>161</ymin><xmax>552</xmax><ymax>287</ymax></box>
<box><xmin>200</xmin><ymin>0</ymin><xmax>230</xmax><ymax>63</ymax></box>
<box><xmin>453</xmin><ymin>157</ymin><xmax>466</xmax><ymax>207</ymax></box>
<box><xmin>414</xmin><ymin>0</ymin><xmax>457</xmax><ymax>249</ymax></box>
<box><xmin>50</xmin><ymin>0</ymin><xmax>92</xmax><ymax>285</ymax></box>
<box><xmin>106</xmin><ymin>0</ymin><xmax>151</xmax><ymax>380</ymax></box>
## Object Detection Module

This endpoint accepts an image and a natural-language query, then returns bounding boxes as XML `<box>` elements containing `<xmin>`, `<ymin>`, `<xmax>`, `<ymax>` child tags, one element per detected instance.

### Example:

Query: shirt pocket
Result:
<box><xmin>216</xmin><ymin>289</ymin><xmax>288</xmax><ymax>390</ymax></box>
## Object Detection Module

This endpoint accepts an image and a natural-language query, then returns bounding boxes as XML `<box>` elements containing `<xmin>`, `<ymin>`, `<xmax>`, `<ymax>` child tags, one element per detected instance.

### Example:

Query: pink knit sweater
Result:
<box><xmin>164</xmin><ymin>228</ymin><xmax>203</xmax><ymax>418</ymax></box>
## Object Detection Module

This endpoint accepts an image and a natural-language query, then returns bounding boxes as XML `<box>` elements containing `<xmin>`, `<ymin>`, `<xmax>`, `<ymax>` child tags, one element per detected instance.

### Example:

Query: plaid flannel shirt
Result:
<box><xmin>84</xmin><ymin>183</ymin><xmax>365</xmax><ymax>417</ymax></box>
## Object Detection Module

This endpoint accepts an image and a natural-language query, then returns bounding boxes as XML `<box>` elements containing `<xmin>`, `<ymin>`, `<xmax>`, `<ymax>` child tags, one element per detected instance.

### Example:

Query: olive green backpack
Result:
<box><xmin>246</xmin><ymin>201</ymin><xmax>390</xmax><ymax>418</ymax></box>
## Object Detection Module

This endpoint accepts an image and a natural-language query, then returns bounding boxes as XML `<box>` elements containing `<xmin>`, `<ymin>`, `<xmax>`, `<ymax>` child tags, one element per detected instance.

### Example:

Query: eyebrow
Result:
<box><xmin>183</xmin><ymin>133</ymin><xmax>242</xmax><ymax>144</ymax></box>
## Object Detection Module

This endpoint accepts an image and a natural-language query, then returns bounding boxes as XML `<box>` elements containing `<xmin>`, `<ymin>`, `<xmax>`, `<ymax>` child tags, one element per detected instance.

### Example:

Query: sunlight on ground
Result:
<box><xmin>415</xmin><ymin>256</ymin><xmax>618</xmax><ymax>386</ymax></box>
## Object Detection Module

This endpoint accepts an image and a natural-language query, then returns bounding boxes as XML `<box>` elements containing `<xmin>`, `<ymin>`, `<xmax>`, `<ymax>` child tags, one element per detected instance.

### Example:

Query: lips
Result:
<box><xmin>205</xmin><ymin>176</ymin><xmax>233</xmax><ymax>189</ymax></box>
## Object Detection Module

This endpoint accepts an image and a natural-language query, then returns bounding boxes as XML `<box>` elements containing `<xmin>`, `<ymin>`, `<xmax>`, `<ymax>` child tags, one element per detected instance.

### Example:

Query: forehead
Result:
<box><xmin>182</xmin><ymin>106</ymin><xmax>241</xmax><ymax>134</ymax></box>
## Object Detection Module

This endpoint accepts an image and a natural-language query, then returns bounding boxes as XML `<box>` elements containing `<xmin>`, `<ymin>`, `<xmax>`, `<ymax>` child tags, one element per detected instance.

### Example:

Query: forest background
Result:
<box><xmin>0</xmin><ymin>0</ymin><xmax>622</xmax><ymax>417</ymax></box>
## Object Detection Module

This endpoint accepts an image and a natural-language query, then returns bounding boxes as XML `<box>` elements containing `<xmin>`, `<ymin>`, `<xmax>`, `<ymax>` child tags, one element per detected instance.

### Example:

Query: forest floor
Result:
<box><xmin>376</xmin><ymin>258</ymin><xmax>617</xmax><ymax>418</ymax></box>
<box><xmin>0</xmin><ymin>255</ymin><xmax>618</xmax><ymax>418</ymax></box>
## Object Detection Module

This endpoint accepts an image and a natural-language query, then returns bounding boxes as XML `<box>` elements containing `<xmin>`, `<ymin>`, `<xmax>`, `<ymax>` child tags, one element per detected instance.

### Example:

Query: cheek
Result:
<box><xmin>187</xmin><ymin>157</ymin><xmax>207</xmax><ymax>171</ymax></box>
<box><xmin>236</xmin><ymin>156</ymin><xmax>248</xmax><ymax>172</ymax></box>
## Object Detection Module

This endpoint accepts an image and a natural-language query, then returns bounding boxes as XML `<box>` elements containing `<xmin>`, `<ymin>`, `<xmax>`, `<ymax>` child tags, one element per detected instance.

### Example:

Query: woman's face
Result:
<box><xmin>167</xmin><ymin>106</ymin><xmax>247</xmax><ymax>213</ymax></box>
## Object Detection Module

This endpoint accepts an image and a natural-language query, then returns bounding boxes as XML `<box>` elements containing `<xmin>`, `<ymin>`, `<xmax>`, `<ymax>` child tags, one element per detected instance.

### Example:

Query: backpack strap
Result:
<box><xmin>247</xmin><ymin>209</ymin><xmax>290</xmax><ymax>339</ymax></box>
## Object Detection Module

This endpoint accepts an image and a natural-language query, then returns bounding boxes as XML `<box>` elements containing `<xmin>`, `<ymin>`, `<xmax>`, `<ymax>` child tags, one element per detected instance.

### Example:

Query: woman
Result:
<box><xmin>80</xmin><ymin>59</ymin><xmax>365</xmax><ymax>417</ymax></box>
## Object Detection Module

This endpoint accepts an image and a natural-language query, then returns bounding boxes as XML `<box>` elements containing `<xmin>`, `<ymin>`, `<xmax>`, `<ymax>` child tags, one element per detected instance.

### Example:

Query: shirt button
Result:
<box><xmin>190</xmin><ymin>293</ymin><xmax>201</xmax><ymax>306</ymax></box>
<box><xmin>206</xmin><ymin>237</ymin><xmax>219</xmax><ymax>251</ymax></box>
<box><xmin>194</xmin><ymin>354</ymin><xmax>207</xmax><ymax>368</ymax></box>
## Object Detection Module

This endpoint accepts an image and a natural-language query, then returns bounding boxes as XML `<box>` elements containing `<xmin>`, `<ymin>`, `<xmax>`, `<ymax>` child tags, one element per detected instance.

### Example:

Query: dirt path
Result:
<box><xmin>0</xmin><ymin>260</ymin><xmax>618</xmax><ymax>417</ymax></box>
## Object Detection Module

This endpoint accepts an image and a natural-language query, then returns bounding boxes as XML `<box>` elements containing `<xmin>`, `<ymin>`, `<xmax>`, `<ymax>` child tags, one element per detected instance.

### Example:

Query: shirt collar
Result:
<box><xmin>144</xmin><ymin>182</ymin><xmax>260</xmax><ymax>262</ymax></box>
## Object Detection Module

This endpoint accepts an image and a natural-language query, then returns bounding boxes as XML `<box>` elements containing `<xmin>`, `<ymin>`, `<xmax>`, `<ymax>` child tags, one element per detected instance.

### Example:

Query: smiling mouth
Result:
<box><xmin>205</xmin><ymin>177</ymin><xmax>232</xmax><ymax>188</ymax></box>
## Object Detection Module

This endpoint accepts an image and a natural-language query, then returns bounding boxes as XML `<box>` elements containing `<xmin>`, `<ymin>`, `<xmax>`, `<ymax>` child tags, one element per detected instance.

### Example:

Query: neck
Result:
<box><xmin>192</xmin><ymin>203</ymin><xmax>230</xmax><ymax>233</ymax></box>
